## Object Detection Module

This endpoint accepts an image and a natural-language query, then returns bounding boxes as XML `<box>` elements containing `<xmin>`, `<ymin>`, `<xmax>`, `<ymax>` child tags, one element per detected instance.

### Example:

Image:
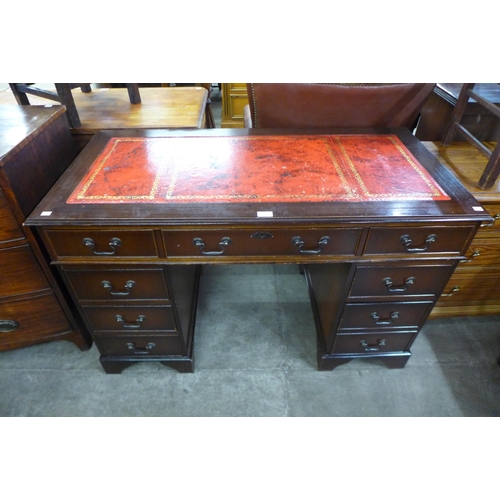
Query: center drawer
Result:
<box><xmin>162</xmin><ymin>228</ymin><xmax>362</xmax><ymax>257</ymax></box>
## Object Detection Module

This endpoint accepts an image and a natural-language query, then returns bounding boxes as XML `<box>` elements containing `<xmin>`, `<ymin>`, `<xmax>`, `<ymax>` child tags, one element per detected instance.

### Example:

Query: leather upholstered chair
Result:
<box><xmin>245</xmin><ymin>83</ymin><xmax>436</xmax><ymax>130</ymax></box>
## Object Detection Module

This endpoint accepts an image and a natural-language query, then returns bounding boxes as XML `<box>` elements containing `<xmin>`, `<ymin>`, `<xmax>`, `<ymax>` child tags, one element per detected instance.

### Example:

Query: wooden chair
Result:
<box><xmin>442</xmin><ymin>83</ymin><xmax>500</xmax><ymax>190</ymax></box>
<box><xmin>9</xmin><ymin>83</ymin><xmax>141</xmax><ymax>128</ymax></box>
<box><xmin>245</xmin><ymin>83</ymin><xmax>436</xmax><ymax>130</ymax></box>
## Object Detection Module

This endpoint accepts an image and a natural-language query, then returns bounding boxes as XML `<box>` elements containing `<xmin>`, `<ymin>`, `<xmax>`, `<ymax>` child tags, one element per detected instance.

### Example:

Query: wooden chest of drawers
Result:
<box><xmin>0</xmin><ymin>106</ymin><xmax>91</xmax><ymax>352</ymax></box>
<box><xmin>424</xmin><ymin>142</ymin><xmax>500</xmax><ymax>318</ymax></box>
<box><xmin>26</xmin><ymin>129</ymin><xmax>489</xmax><ymax>373</ymax></box>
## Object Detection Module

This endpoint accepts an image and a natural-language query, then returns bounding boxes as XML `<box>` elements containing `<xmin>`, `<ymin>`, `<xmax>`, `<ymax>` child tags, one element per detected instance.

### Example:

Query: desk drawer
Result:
<box><xmin>333</xmin><ymin>332</ymin><xmax>414</xmax><ymax>354</ymax></box>
<box><xmin>363</xmin><ymin>226</ymin><xmax>475</xmax><ymax>255</ymax></box>
<box><xmin>348</xmin><ymin>264</ymin><xmax>453</xmax><ymax>299</ymax></box>
<box><xmin>64</xmin><ymin>268</ymin><xmax>170</xmax><ymax>301</ymax></box>
<box><xmin>162</xmin><ymin>228</ymin><xmax>362</xmax><ymax>257</ymax></box>
<box><xmin>339</xmin><ymin>302</ymin><xmax>433</xmax><ymax>331</ymax></box>
<box><xmin>83</xmin><ymin>305</ymin><xmax>176</xmax><ymax>332</ymax></box>
<box><xmin>0</xmin><ymin>293</ymin><xmax>72</xmax><ymax>347</ymax></box>
<box><xmin>95</xmin><ymin>334</ymin><xmax>183</xmax><ymax>357</ymax></box>
<box><xmin>43</xmin><ymin>229</ymin><xmax>159</xmax><ymax>259</ymax></box>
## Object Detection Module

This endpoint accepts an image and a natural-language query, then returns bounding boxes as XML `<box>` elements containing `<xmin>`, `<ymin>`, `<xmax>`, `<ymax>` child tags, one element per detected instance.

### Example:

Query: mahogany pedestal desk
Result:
<box><xmin>25</xmin><ymin>128</ymin><xmax>491</xmax><ymax>373</ymax></box>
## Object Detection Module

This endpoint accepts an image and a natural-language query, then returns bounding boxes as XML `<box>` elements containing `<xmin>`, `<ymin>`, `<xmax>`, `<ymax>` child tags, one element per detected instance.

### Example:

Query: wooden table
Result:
<box><xmin>1</xmin><ymin>86</ymin><xmax>208</xmax><ymax>149</ymax></box>
<box><xmin>26</xmin><ymin>128</ymin><xmax>490</xmax><ymax>373</ymax></box>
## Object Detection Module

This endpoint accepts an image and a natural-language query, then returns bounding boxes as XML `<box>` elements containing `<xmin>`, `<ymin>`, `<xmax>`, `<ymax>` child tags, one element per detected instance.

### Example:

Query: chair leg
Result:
<box><xmin>126</xmin><ymin>84</ymin><xmax>141</xmax><ymax>104</ymax></box>
<box><xmin>9</xmin><ymin>83</ymin><xmax>31</xmax><ymax>105</ymax></box>
<box><xmin>54</xmin><ymin>83</ymin><xmax>81</xmax><ymax>128</ymax></box>
<box><xmin>477</xmin><ymin>145</ymin><xmax>500</xmax><ymax>190</ymax></box>
<box><xmin>442</xmin><ymin>83</ymin><xmax>474</xmax><ymax>145</ymax></box>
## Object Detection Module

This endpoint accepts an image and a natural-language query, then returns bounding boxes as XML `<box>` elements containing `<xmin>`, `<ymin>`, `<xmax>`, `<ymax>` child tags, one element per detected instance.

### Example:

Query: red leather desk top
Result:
<box><xmin>67</xmin><ymin>134</ymin><xmax>450</xmax><ymax>204</ymax></box>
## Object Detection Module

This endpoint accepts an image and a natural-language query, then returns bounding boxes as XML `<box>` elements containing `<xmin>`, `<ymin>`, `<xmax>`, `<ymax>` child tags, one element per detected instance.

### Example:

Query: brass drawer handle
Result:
<box><xmin>360</xmin><ymin>339</ymin><xmax>386</xmax><ymax>351</ymax></box>
<box><xmin>292</xmin><ymin>235</ymin><xmax>331</xmax><ymax>254</ymax></box>
<box><xmin>441</xmin><ymin>286</ymin><xmax>460</xmax><ymax>297</ymax></box>
<box><xmin>126</xmin><ymin>342</ymin><xmax>156</xmax><ymax>354</ymax></box>
<box><xmin>400</xmin><ymin>233</ymin><xmax>436</xmax><ymax>252</ymax></box>
<box><xmin>115</xmin><ymin>314</ymin><xmax>146</xmax><ymax>328</ymax></box>
<box><xmin>382</xmin><ymin>276</ymin><xmax>415</xmax><ymax>292</ymax></box>
<box><xmin>0</xmin><ymin>319</ymin><xmax>19</xmax><ymax>333</ymax></box>
<box><xmin>464</xmin><ymin>250</ymin><xmax>481</xmax><ymax>262</ymax></box>
<box><xmin>102</xmin><ymin>280</ymin><xmax>136</xmax><ymax>296</ymax></box>
<box><xmin>193</xmin><ymin>236</ymin><xmax>232</xmax><ymax>255</ymax></box>
<box><xmin>370</xmin><ymin>311</ymin><xmax>399</xmax><ymax>325</ymax></box>
<box><xmin>83</xmin><ymin>237</ymin><xmax>122</xmax><ymax>256</ymax></box>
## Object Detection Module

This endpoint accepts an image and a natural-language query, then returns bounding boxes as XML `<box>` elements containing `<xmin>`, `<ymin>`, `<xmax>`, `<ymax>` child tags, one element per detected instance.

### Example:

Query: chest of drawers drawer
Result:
<box><xmin>0</xmin><ymin>189</ymin><xmax>24</xmax><ymax>243</ymax></box>
<box><xmin>43</xmin><ymin>229</ymin><xmax>160</xmax><ymax>259</ymax></box>
<box><xmin>82</xmin><ymin>304</ymin><xmax>177</xmax><ymax>332</ymax></box>
<box><xmin>338</xmin><ymin>301</ymin><xmax>434</xmax><ymax>332</ymax></box>
<box><xmin>64</xmin><ymin>267</ymin><xmax>170</xmax><ymax>301</ymax></box>
<box><xmin>458</xmin><ymin>238</ymin><xmax>500</xmax><ymax>267</ymax></box>
<box><xmin>0</xmin><ymin>293</ymin><xmax>73</xmax><ymax>348</ymax></box>
<box><xmin>363</xmin><ymin>225</ymin><xmax>476</xmax><ymax>256</ymax></box>
<box><xmin>162</xmin><ymin>228</ymin><xmax>362</xmax><ymax>258</ymax></box>
<box><xmin>0</xmin><ymin>245</ymin><xmax>50</xmax><ymax>298</ymax></box>
<box><xmin>348</xmin><ymin>264</ymin><xmax>454</xmax><ymax>300</ymax></box>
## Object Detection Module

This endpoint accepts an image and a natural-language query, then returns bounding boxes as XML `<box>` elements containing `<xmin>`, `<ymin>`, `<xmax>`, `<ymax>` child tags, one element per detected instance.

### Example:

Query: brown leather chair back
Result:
<box><xmin>246</xmin><ymin>83</ymin><xmax>435</xmax><ymax>129</ymax></box>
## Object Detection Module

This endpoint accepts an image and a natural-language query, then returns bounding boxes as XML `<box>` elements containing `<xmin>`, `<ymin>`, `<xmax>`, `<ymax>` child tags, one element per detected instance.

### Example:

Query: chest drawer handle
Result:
<box><xmin>193</xmin><ymin>236</ymin><xmax>232</xmax><ymax>255</ymax></box>
<box><xmin>400</xmin><ymin>233</ymin><xmax>437</xmax><ymax>252</ymax></box>
<box><xmin>0</xmin><ymin>319</ymin><xmax>19</xmax><ymax>333</ymax></box>
<box><xmin>292</xmin><ymin>235</ymin><xmax>331</xmax><ymax>254</ymax></box>
<box><xmin>370</xmin><ymin>311</ymin><xmax>399</xmax><ymax>325</ymax></box>
<box><xmin>83</xmin><ymin>237</ymin><xmax>122</xmax><ymax>256</ymax></box>
<box><xmin>102</xmin><ymin>280</ymin><xmax>136</xmax><ymax>296</ymax></box>
<box><xmin>382</xmin><ymin>277</ymin><xmax>415</xmax><ymax>292</ymax></box>
<box><xmin>360</xmin><ymin>339</ymin><xmax>386</xmax><ymax>351</ymax></box>
<box><xmin>126</xmin><ymin>342</ymin><xmax>156</xmax><ymax>354</ymax></box>
<box><xmin>115</xmin><ymin>314</ymin><xmax>146</xmax><ymax>328</ymax></box>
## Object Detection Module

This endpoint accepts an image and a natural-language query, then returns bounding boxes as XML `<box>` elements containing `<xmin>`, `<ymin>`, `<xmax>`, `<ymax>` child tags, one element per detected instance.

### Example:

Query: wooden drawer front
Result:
<box><xmin>0</xmin><ymin>189</ymin><xmax>24</xmax><ymax>243</ymax></box>
<box><xmin>163</xmin><ymin>228</ymin><xmax>362</xmax><ymax>258</ymax></box>
<box><xmin>0</xmin><ymin>245</ymin><xmax>50</xmax><ymax>298</ymax></box>
<box><xmin>0</xmin><ymin>293</ymin><xmax>72</xmax><ymax>346</ymax></box>
<box><xmin>459</xmin><ymin>239</ymin><xmax>500</xmax><ymax>267</ymax></box>
<box><xmin>333</xmin><ymin>332</ymin><xmax>414</xmax><ymax>354</ymax></box>
<box><xmin>83</xmin><ymin>305</ymin><xmax>176</xmax><ymax>332</ymax></box>
<box><xmin>349</xmin><ymin>264</ymin><xmax>453</xmax><ymax>299</ymax></box>
<box><xmin>65</xmin><ymin>268</ymin><xmax>169</xmax><ymax>301</ymax></box>
<box><xmin>44</xmin><ymin>229</ymin><xmax>159</xmax><ymax>259</ymax></box>
<box><xmin>96</xmin><ymin>334</ymin><xmax>183</xmax><ymax>357</ymax></box>
<box><xmin>438</xmin><ymin>272</ymin><xmax>500</xmax><ymax>303</ymax></box>
<box><xmin>363</xmin><ymin>226</ymin><xmax>475</xmax><ymax>256</ymax></box>
<box><xmin>339</xmin><ymin>302</ymin><xmax>433</xmax><ymax>331</ymax></box>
